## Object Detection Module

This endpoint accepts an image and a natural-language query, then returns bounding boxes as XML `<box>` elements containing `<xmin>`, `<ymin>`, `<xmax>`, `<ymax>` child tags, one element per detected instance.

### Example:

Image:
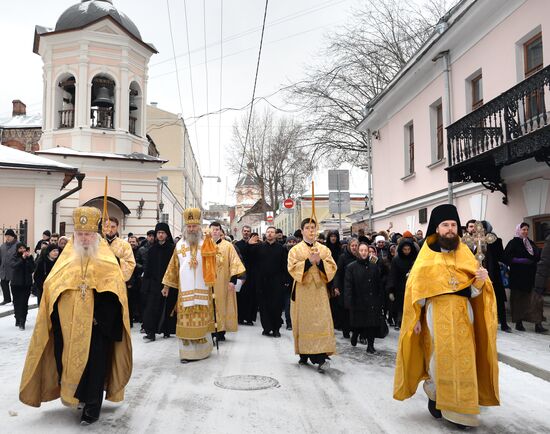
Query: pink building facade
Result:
<box><xmin>358</xmin><ymin>0</ymin><xmax>550</xmax><ymax>246</ymax></box>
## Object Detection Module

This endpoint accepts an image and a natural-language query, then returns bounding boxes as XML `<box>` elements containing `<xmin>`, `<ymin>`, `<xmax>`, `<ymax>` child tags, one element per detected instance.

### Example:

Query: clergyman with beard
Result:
<box><xmin>19</xmin><ymin>207</ymin><xmax>132</xmax><ymax>425</ymax></box>
<box><xmin>393</xmin><ymin>204</ymin><xmax>499</xmax><ymax>429</ymax></box>
<box><xmin>141</xmin><ymin>223</ymin><xmax>177</xmax><ymax>341</ymax></box>
<box><xmin>161</xmin><ymin>208</ymin><xmax>217</xmax><ymax>362</ymax></box>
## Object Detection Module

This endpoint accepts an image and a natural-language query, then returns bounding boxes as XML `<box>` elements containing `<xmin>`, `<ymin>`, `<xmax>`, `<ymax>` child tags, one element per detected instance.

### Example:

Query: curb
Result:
<box><xmin>498</xmin><ymin>352</ymin><xmax>550</xmax><ymax>383</ymax></box>
<box><xmin>0</xmin><ymin>304</ymin><xmax>38</xmax><ymax>318</ymax></box>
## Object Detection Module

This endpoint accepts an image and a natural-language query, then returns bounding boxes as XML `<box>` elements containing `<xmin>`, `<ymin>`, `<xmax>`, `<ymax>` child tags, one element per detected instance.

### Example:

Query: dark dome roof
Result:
<box><xmin>55</xmin><ymin>0</ymin><xmax>141</xmax><ymax>39</ymax></box>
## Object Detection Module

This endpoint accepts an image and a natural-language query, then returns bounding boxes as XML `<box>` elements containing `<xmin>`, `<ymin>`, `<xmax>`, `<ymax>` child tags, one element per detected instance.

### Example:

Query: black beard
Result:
<box><xmin>437</xmin><ymin>234</ymin><xmax>460</xmax><ymax>251</ymax></box>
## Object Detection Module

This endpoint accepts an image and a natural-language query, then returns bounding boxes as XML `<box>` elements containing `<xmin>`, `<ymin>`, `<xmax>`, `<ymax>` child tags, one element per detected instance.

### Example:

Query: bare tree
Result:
<box><xmin>228</xmin><ymin>108</ymin><xmax>313</xmax><ymax>210</ymax></box>
<box><xmin>287</xmin><ymin>0</ymin><xmax>452</xmax><ymax>168</ymax></box>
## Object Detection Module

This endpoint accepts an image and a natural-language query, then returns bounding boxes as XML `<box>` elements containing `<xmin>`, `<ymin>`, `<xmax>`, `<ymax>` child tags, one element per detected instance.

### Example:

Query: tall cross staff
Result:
<box><xmin>462</xmin><ymin>221</ymin><xmax>497</xmax><ymax>265</ymax></box>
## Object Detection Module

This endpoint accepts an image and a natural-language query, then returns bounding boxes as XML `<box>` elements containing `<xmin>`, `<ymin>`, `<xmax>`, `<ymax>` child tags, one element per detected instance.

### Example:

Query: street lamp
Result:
<box><xmin>203</xmin><ymin>175</ymin><xmax>222</xmax><ymax>183</ymax></box>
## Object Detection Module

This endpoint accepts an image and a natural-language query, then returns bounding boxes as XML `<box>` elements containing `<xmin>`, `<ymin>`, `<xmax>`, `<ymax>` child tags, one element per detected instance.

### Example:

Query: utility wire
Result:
<box><xmin>236</xmin><ymin>0</ymin><xmax>270</xmax><ymax>184</ymax></box>
<box><xmin>182</xmin><ymin>0</ymin><xmax>202</xmax><ymax>169</ymax></box>
<box><xmin>217</xmin><ymin>0</ymin><xmax>224</xmax><ymax>177</ymax></box>
<box><xmin>203</xmin><ymin>0</ymin><xmax>211</xmax><ymax>174</ymax></box>
<box><xmin>166</xmin><ymin>0</ymin><xmax>184</xmax><ymax>116</ymax></box>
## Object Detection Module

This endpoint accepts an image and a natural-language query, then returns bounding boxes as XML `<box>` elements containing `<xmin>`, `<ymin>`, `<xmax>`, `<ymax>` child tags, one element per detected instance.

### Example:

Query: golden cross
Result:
<box><xmin>462</xmin><ymin>221</ymin><xmax>497</xmax><ymax>265</ymax></box>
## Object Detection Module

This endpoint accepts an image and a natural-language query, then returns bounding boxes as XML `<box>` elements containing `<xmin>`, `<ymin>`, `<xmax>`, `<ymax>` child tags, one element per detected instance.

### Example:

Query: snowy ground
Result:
<box><xmin>1</xmin><ymin>309</ymin><xmax>550</xmax><ymax>434</ymax></box>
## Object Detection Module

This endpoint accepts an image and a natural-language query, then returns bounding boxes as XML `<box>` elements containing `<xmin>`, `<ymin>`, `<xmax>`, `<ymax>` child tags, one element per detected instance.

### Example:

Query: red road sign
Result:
<box><xmin>266</xmin><ymin>215</ymin><xmax>274</xmax><ymax>223</ymax></box>
<box><xmin>283</xmin><ymin>198</ymin><xmax>295</xmax><ymax>209</ymax></box>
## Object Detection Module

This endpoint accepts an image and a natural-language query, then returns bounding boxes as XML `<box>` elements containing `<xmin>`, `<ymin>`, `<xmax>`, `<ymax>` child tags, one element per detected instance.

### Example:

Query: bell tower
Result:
<box><xmin>34</xmin><ymin>0</ymin><xmax>157</xmax><ymax>154</ymax></box>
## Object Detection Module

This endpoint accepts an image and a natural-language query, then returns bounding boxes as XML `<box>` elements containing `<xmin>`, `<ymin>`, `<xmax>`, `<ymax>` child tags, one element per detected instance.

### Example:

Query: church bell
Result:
<box><xmin>129</xmin><ymin>93</ymin><xmax>138</xmax><ymax>111</ymax></box>
<box><xmin>92</xmin><ymin>86</ymin><xmax>114</xmax><ymax>108</ymax></box>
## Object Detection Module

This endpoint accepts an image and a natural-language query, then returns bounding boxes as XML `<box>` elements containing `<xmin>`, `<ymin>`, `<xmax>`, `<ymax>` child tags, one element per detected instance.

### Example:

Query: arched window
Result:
<box><xmin>91</xmin><ymin>75</ymin><xmax>115</xmax><ymax>129</ymax></box>
<box><xmin>56</xmin><ymin>74</ymin><xmax>76</xmax><ymax>129</ymax></box>
<box><xmin>129</xmin><ymin>81</ymin><xmax>142</xmax><ymax>136</ymax></box>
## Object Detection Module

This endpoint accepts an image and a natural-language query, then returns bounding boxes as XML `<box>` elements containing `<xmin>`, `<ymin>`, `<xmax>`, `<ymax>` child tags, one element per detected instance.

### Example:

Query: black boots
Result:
<box><xmin>535</xmin><ymin>323</ymin><xmax>548</xmax><ymax>334</ymax></box>
<box><xmin>143</xmin><ymin>333</ymin><xmax>155</xmax><ymax>342</ymax></box>
<box><xmin>80</xmin><ymin>402</ymin><xmax>100</xmax><ymax>425</ymax></box>
<box><xmin>515</xmin><ymin>321</ymin><xmax>526</xmax><ymax>331</ymax></box>
<box><xmin>350</xmin><ymin>331</ymin><xmax>358</xmax><ymax>347</ymax></box>
<box><xmin>428</xmin><ymin>399</ymin><xmax>442</xmax><ymax>419</ymax></box>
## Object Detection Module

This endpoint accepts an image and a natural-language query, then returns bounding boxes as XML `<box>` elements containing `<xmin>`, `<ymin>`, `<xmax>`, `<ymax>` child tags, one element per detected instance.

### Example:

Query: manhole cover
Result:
<box><xmin>214</xmin><ymin>375</ymin><xmax>279</xmax><ymax>390</ymax></box>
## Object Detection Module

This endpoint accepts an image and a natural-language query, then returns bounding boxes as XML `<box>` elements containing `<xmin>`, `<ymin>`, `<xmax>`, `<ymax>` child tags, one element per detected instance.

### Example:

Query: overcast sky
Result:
<box><xmin>0</xmin><ymin>0</ymin><xmax>363</xmax><ymax>206</ymax></box>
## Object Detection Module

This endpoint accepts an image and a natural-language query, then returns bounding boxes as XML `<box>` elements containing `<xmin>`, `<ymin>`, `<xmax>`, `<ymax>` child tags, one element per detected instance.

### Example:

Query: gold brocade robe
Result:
<box><xmin>288</xmin><ymin>241</ymin><xmax>337</xmax><ymax>355</ymax></box>
<box><xmin>213</xmin><ymin>239</ymin><xmax>245</xmax><ymax>332</ymax></box>
<box><xmin>108</xmin><ymin>237</ymin><xmax>136</xmax><ymax>282</ymax></box>
<box><xmin>393</xmin><ymin>235</ymin><xmax>499</xmax><ymax>415</ymax></box>
<box><xmin>19</xmin><ymin>238</ymin><xmax>132</xmax><ymax>408</ymax></box>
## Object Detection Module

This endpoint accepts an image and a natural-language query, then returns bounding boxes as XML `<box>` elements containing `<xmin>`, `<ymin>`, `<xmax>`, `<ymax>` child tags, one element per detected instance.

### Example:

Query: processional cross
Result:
<box><xmin>461</xmin><ymin>221</ymin><xmax>497</xmax><ymax>265</ymax></box>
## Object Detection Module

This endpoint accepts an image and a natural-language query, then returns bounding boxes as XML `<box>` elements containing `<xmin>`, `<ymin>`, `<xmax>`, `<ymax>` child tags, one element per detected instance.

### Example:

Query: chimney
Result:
<box><xmin>12</xmin><ymin>100</ymin><xmax>27</xmax><ymax>116</ymax></box>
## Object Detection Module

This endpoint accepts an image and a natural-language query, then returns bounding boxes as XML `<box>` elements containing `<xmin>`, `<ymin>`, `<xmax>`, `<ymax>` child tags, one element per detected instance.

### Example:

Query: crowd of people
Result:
<box><xmin>1</xmin><ymin>204</ymin><xmax>550</xmax><ymax>428</ymax></box>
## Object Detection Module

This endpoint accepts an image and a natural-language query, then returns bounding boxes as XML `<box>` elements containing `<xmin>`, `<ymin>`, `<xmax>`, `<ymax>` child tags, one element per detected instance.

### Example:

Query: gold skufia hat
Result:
<box><xmin>73</xmin><ymin>206</ymin><xmax>101</xmax><ymax>232</ymax></box>
<box><xmin>184</xmin><ymin>207</ymin><xmax>201</xmax><ymax>225</ymax></box>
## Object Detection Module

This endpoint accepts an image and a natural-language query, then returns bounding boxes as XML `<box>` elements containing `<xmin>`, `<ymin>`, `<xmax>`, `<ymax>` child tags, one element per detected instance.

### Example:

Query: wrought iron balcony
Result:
<box><xmin>446</xmin><ymin>64</ymin><xmax>550</xmax><ymax>204</ymax></box>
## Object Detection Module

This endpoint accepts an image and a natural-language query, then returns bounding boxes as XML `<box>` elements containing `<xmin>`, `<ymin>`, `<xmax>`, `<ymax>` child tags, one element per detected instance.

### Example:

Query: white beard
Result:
<box><xmin>183</xmin><ymin>228</ymin><xmax>203</xmax><ymax>246</ymax></box>
<box><xmin>73</xmin><ymin>233</ymin><xmax>100</xmax><ymax>259</ymax></box>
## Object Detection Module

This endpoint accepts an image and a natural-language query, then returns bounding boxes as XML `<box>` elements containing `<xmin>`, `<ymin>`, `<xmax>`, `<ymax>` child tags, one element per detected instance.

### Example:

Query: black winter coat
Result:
<box><xmin>33</xmin><ymin>254</ymin><xmax>57</xmax><ymax>292</ymax></box>
<box><xmin>344</xmin><ymin>258</ymin><xmax>384</xmax><ymax>328</ymax></box>
<box><xmin>387</xmin><ymin>240</ymin><xmax>417</xmax><ymax>302</ymax></box>
<box><xmin>11</xmin><ymin>253</ymin><xmax>35</xmax><ymax>287</ymax></box>
<box><xmin>504</xmin><ymin>237</ymin><xmax>540</xmax><ymax>291</ymax></box>
<box><xmin>535</xmin><ymin>234</ymin><xmax>550</xmax><ymax>293</ymax></box>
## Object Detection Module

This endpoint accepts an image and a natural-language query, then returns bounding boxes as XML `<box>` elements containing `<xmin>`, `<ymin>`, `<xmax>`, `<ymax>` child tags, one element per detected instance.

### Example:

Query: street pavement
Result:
<box><xmin>1</xmin><ymin>307</ymin><xmax>550</xmax><ymax>434</ymax></box>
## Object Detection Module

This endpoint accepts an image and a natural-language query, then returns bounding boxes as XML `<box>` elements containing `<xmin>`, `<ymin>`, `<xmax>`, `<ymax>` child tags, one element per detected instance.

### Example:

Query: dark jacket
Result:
<box><xmin>504</xmin><ymin>237</ymin><xmax>540</xmax><ymax>291</ymax></box>
<box><xmin>11</xmin><ymin>250</ymin><xmax>35</xmax><ymax>287</ymax></box>
<box><xmin>387</xmin><ymin>239</ymin><xmax>417</xmax><ymax>298</ymax></box>
<box><xmin>344</xmin><ymin>258</ymin><xmax>384</xmax><ymax>328</ymax></box>
<box><xmin>33</xmin><ymin>254</ymin><xmax>57</xmax><ymax>292</ymax></box>
<box><xmin>534</xmin><ymin>234</ymin><xmax>550</xmax><ymax>294</ymax></box>
<box><xmin>325</xmin><ymin>231</ymin><xmax>342</xmax><ymax>265</ymax></box>
<box><xmin>0</xmin><ymin>239</ymin><xmax>17</xmax><ymax>280</ymax></box>
<box><xmin>334</xmin><ymin>247</ymin><xmax>357</xmax><ymax>291</ymax></box>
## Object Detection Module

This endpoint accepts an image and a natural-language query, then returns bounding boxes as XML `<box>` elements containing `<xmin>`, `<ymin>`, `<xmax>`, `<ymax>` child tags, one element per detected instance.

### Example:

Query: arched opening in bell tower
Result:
<box><xmin>129</xmin><ymin>81</ymin><xmax>142</xmax><ymax>136</ymax></box>
<box><xmin>91</xmin><ymin>74</ymin><xmax>115</xmax><ymax>130</ymax></box>
<box><xmin>56</xmin><ymin>73</ymin><xmax>76</xmax><ymax>129</ymax></box>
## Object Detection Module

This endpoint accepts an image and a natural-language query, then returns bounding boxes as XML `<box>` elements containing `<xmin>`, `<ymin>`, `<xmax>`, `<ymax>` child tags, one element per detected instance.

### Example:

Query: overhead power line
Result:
<box><xmin>166</xmin><ymin>0</ymin><xmax>184</xmax><ymax>116</ymax></box>
<box><xmin>203</xmin><ymin>0</ymin><xmax>211</xmax><ymax>174</ymax></box>
<box><xmin>218</xmin><ymin>0</ymin><xmax>224</xmax><ymax>177</ymax></box>
<box><xmin>236</xmin><ymin>0</ymin><xmax>270</xmax><ymax>184</ymax></box>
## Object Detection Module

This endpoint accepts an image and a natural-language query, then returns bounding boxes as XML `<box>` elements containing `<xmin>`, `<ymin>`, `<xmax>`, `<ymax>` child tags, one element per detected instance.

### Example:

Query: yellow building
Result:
<box><xmin>146</xmin><ymin>104</ymin><xmax>202</xmax><ymax>210</ymax></box>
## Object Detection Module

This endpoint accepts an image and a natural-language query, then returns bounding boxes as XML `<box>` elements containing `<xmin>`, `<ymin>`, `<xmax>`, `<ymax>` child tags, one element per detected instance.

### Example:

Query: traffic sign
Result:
<box><xmin>283</xmin><ymin>198</ymin><xmax>295</xmax><ymax>209</ymax></box>
<box><xmin>266</xmin><ymin>211</ymin><xmax>274</xmax><ymax>223</ymax></box>
<box><xmin>329</xmin><ymin>192</ymin><xmax>351</xmax><ymax>214</ymax></box>
<box><xmin>328</xmin><ymin>169</ymin><xmax>349</xmax><ymax>191</ymax></box>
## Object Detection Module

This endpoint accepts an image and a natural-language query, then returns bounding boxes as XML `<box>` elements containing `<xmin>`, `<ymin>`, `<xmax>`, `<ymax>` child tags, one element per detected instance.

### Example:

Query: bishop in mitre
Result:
<box><xmin>288</xmin><ymin>218</ymin><xmax>337</xmax><ymax>373</ymax></box>
<box><xmin>19</xmin><ymin>207</ymin><xmax>132</xmax><ymax>425</ymax></box>
<box><xmin>162</xmin><ymin>208</ymin><xmax>217</xmax><ymax>362</ymax></box>
<box><xmin>393</xmin><ymin>204</ymin><xmax>499</xmax><ymax>428</ymax></box>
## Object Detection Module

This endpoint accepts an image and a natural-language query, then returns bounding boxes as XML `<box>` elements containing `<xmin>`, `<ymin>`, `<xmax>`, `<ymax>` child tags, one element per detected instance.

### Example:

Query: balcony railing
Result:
<box><xmin>129</xmin><ymin>116</ymin><xmax>137</xmax><ymax>135</ymax></box>
<box><xmin>58</xmin><ymin>109</ymin><xmax>74</xmax><ymax>129</ymax></box>
<box><xmin>91</xmin><ymin>107</ymin><xmax>114</xmax><ymax>129</ymax></box>
<box><xmin>447</xmin><ymin>66</ymin><xmax>550</xmax><ymax>169</ymax></box>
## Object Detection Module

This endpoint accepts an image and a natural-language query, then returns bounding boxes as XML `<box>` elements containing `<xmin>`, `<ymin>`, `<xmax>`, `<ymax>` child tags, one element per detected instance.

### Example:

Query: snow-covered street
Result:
<box><xmin>1</xmin><ymin>307</ymin><xmax>550</xmax><ymax>434</ymax></box>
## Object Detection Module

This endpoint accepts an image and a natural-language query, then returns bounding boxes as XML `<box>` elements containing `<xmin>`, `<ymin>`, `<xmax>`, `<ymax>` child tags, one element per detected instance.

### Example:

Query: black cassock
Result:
<box><xmin>142</xmin><ymin>240</ymin><xmax>177</xmax><ymax>336</ymax></box>
<box><xmin>235</xmin><ymin>239</ymin><xmax>257</xmax><ymax>323</ymax></box>
<box><xmin>251</xmin><ymin>241</ymin><xmax>288</xmax><ymax>334</ymax></box>
<box><xmin>51</xmin><ymin>290</ymin><xmax>122</xmax><ymax>420</ymax></box>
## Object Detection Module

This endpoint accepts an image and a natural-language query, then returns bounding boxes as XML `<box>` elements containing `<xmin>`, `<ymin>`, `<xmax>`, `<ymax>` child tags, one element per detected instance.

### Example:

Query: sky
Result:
<box><xmin>0</xmin><ymin>0</ymin><xmax>367</xmax><ymax>207</ymax></box>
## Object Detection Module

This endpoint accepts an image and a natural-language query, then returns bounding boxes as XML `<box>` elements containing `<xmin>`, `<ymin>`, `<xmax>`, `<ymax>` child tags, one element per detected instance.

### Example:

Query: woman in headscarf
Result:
<box><xmin>504</xmin><ymin>222</ymin><xmax>546</xmax><ymax>333</ymax></box>
<box><xmin>387</xmin><ymin>238</ymin><xmax>417</xmax><ymax>330</ymax></box>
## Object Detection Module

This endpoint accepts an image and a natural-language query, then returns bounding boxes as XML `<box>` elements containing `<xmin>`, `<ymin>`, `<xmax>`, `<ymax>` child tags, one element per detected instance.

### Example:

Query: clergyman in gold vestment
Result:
<box><xmin>393</xmin><ymin>204</ymin><xmax>499</xmax><ymax>428</ymax></box>
<box><xmin>19</xmin><ymin>207</ymin><xmax>132</xmax><ymax>425</ymax></box>
<box><xmin>288</xmin><ymin>218</ymin><xmax>337</xmax><ymax>373</ymax></box>
<box><xmin>209</xmin><ymin>221</ymin><xmax>245</xmax><ymax>339</ymax></box>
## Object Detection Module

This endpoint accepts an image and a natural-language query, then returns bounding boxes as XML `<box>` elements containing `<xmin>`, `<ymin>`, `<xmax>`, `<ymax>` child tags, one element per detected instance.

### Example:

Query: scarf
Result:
<box><xmin>514</xmin><ymin>223</ymin><xmax>534</xmax><ymax>255</ymax></box>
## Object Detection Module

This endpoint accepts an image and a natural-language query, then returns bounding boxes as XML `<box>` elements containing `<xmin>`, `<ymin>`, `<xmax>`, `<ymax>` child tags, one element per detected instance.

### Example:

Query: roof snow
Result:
<box><xmin>0</xmin><ymin>145</ymin><xmax>75</xmax><ymax>171</ymax></box>
<box><xmin>0</xmin><ymin>113</ymin><xmax>42</xmax><ymax>129</ymax></box>
<box><xmin>37</xmin><ymin>146</ymin><xmax>167</xmax><ymax>163</ymax></box>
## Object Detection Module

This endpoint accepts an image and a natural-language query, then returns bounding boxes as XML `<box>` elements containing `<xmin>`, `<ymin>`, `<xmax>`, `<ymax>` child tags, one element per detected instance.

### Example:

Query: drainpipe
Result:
<box><xmin>52</xmin><ymin>173</ymin><xmax>85</xmax><ymax>232</ymax></box>
<box><xmin>433</xmin><ymin>49</ymin><xmax>454</xmax><ymax>204</ymax></box>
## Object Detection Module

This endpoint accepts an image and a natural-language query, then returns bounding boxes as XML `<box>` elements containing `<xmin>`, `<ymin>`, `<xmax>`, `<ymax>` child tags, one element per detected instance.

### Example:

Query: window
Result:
<box><xmin>524</xmin><ymin>33</ymin><xmax>543</xmax><ymax>77</ymax></box>
<box><xmin>407</xmin><ymin>123</ymin><xmax>415</xmax><ymax>174</ymax></box>
<box><xmin>471</xmin><ymin>74</ymin><xmax>483</xmax><ymax>110</ymax></box>
<box><xmin>524</xmin><ymin>33</ymin><xmax>544</xmax><ymax>119</ymax></box>
<box><xmin>436</xmin><ymin>104</ymin><xmax>444</xmax><ymax>160</ymax></box>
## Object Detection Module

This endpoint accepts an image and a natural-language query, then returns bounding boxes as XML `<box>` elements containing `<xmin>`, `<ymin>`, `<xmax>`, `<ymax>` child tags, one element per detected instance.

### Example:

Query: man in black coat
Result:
<box><xmin>235</xmin><ymin>225</ymin><xmax>256</xmax><ymax>325</ymax></box>
<box><xmin>10</xmin><ymin>243</ymin><xmax>35</xmax><ymax>330</ymax></box>
<box><xmin>142</xmin><ymin>223</ymin><xmax>177</xmax><ymax>341</ymax></box>
<box><xmin>249</xmin><ymin>226</ymin><xmax>288</xmax><ymax>337</ymax></box>
<box><xmin>387</xmin><ymin>239</ymin><xmax>417</xmax><ymax>330</ymax></box>
<box><xmin>333</xmin><ymin>237</ymin><xmax>359</xmax><ymax>338</ymax></box>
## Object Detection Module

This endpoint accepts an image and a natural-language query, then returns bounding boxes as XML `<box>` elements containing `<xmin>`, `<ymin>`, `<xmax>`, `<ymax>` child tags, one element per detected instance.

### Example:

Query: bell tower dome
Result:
<box><xmin>34</xmin><ymin>0</ymin><xmax>157</xmax><ymax>154</ymax></box>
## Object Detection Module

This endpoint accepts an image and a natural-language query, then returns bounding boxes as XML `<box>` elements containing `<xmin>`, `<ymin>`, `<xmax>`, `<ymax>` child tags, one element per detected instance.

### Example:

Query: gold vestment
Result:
<box><xmin>288</xmin><ymin>241</ymin><xmax>337</xmax><ymax>355</ymax></box>
<box><xmin>19</xmin><ymin>238</ymin><xmax>132</xmax><ymax>407</ymax></box>
<box><xmin>393</xmin><ymin>234</ymin><xmax>499</xmax><ymax>416</ymax></box>
<box><xmin>108</xmin><ymin>236</ymin><xmax>136</xmax><ymax>282</ymax></box>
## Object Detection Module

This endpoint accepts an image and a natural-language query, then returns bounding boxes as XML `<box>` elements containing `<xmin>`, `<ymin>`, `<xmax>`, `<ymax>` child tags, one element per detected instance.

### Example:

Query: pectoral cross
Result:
<box><xmin>462</xmin><ymin>221</ymin><xmax>497</xmax><ymax>265</ymax></box>
<box><xmin>448</xmin><ymin>274</ymin><xmax>459</xmax><ymax>291</ymax></box>
<box><xmin>79</xmin><ymin>281</ymin><xmax>88</xmax><ymax>299</ymax></box>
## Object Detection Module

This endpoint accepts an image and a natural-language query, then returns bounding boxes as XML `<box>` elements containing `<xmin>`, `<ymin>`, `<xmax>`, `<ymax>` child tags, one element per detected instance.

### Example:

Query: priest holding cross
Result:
<box><xmin>393</xmin><ymin>204</ymin><xmax>500</xmax><ymax>429</ymax></box>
